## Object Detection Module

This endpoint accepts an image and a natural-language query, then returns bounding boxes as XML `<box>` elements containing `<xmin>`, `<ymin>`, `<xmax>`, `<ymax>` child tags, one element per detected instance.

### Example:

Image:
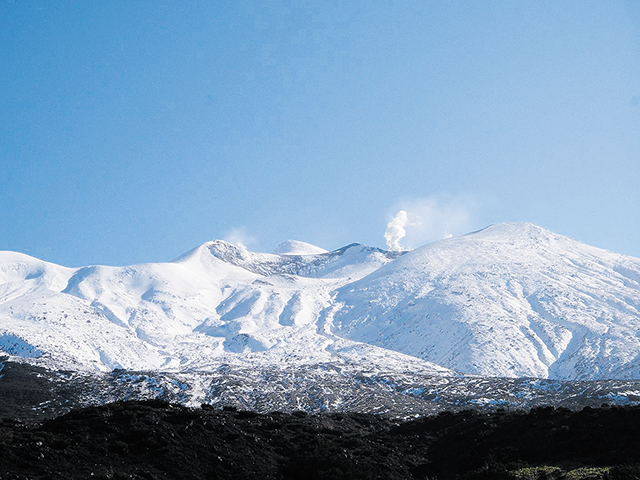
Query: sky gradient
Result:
<box><xmin>2</xmin><ymin>1</ymin><xmax>640</xmax><ymax>266</ymax></box>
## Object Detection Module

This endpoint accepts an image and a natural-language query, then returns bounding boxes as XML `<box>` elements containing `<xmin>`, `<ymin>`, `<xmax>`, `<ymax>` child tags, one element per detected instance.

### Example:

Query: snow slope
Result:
<box><xmin>0</xmin><ymin>240</ymin><xmax>445</xmax><ymax>376</ymax></box>
<box><xmin>328</xmin><ymin>223</ymin><xmax>640</xmax><ymax>380</ymax></box>
<box><xmin>1</xmin><ymin>223</ymin><xmax>640</xmax><ymax>381</ymax></box>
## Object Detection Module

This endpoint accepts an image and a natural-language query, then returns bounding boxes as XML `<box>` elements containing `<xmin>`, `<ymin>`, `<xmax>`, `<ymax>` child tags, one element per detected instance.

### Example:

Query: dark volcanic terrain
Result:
<box><xmin>2</xmin><ymin>400</ymin><xmax>640</xmax><ymax>480</ymax></box>
<box><xmin>3</xmin><ymin>359</ymin><xmax>640</xmax><ymax>424</ymax></box>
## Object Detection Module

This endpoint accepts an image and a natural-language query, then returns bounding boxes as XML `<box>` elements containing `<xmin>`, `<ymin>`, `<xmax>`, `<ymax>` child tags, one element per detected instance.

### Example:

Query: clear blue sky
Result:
<box><xmin>2</xmin><ymin>1</ymin><xmax>639</xmax><ymax>266</ymax></box>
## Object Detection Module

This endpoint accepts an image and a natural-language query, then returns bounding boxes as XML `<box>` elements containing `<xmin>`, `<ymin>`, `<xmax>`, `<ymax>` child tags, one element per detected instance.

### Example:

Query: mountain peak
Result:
<box><xmin>461</xmin><ymin>222</ymin><xmax>555</xmax><ymax>241</ymax></box>
<box><xmin>330</xmin><ymin>222</ymin><xmax>640</xmax><ymax>380</ymax></box>
<box><xmin>272</xmin><ymin>240</ymin><xmax>328</xmax><ymax>256</ymax></box>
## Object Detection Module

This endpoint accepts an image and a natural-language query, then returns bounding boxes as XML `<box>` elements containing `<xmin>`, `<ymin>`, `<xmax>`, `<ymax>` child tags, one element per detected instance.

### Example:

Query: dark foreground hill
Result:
<box><xmin>2</xmin><ymin>400</ymin><xmax>640</xmax><ymax>480</ymax></box>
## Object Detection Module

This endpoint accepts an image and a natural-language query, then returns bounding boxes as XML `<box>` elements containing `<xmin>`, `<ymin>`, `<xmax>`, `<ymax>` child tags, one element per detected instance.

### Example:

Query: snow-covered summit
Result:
<box><xmin>179</xmin><ymin>239</ymin><xmax>402</xmax><ymax>279</ymax></box>
<box><xmin>329</xmin><ymin>222</ymin><xmax>640</xmax><ymax>380</ymax></box>
<box><xmin>272</xmin><ymin>240</ymin><xmax>328</xmax><ymax>256</ymax></box>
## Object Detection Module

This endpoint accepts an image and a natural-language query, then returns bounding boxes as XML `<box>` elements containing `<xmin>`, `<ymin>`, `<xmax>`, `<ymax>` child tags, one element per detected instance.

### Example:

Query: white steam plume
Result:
<box><xmin>384</xmin><ymin>194</ymin><xmax>479</xmax><ymax>250</ymax></box>
<box><xmin>385</xmin><ymin>210</ymin><xmax>409</xmax><ymax>251</ymax></box>
<box><xmin>224</xmin><ymin>228</ymin><xmax>256</xmax><ymax>251</ymax></box>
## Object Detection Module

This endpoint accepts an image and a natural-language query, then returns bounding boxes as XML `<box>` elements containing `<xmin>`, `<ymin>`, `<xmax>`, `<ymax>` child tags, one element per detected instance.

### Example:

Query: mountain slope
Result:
<box><xmin>328</xmin><ymin>223</ymin><xmax>640</xmax><ymax>380</ymax></box>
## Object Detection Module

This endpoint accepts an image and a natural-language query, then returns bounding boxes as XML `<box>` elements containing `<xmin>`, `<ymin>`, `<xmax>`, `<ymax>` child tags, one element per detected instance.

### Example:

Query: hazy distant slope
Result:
<box><xmin>328</xmin><ymin>223</ymin><xmax>640</xmax><ymax>380</ymax></box>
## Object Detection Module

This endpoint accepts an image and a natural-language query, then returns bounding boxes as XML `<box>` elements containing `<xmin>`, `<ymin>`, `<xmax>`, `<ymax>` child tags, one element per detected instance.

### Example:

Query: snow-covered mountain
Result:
<box><xmin>329</xmin><ymin>223</ymin><xmax>640</xmax><ymax>380</ymax></box>
<box><xmin>1</xmin><ymin>223</ymin><xmax>640</xmax><ymax>383</ymax></box>
<box><xmin>0</xmin><ymin>240</ymin><xmax>436</xmax><ymax>377</ymax></box>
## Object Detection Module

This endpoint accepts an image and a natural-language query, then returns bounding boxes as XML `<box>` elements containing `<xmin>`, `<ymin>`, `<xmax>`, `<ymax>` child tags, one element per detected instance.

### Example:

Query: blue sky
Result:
<box><xmin>2</xmin><ymin>1</ymin><xmax>639</xmax><ymax>266</ymax></box>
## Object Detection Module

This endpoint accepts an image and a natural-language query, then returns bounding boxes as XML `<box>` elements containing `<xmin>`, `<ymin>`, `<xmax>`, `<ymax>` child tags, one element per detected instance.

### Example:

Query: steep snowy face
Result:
<box><xmin>328</xmin><ymin>223</ymin><xmax>640</xmax><ymax>380</ymax></box>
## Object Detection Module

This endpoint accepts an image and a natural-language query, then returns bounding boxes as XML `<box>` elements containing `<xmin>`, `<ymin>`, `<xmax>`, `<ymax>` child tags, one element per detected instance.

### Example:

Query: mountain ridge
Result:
<box><xmin>1</xmin><ymin>222</ymin><xmax>639</xmax><ymax>382</ymax></box>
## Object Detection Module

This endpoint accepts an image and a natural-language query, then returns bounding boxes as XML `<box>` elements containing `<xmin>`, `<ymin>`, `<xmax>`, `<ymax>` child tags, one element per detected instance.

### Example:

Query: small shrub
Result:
<box><xmin>510</xmin><ymin>466</ymin><xmax>563</xmax><ymax>480</ymax></box>
<box><xmin>565</xmin><ymin>467</ymin><xmax>610</xmax><ymax>479</ymax></box>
